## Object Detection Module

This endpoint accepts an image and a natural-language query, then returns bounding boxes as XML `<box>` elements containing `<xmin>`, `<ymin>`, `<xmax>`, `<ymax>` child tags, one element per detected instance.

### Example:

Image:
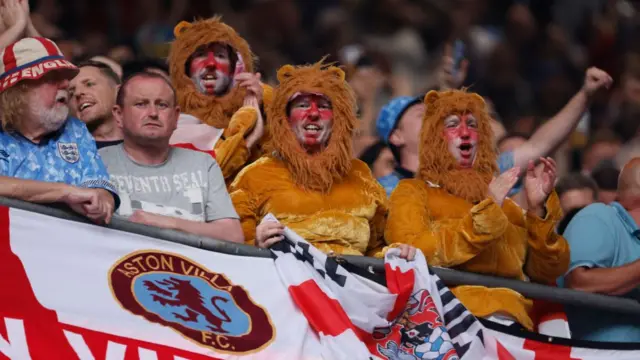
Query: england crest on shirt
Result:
<box><xmin>58</xmin><ymin>142</ymin><xmax>80</xmax><ymax>163</ymax></box>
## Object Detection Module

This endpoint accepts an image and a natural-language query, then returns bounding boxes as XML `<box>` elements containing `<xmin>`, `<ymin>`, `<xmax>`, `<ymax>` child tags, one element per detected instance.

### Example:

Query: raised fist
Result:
<box><xmin>582</xmin><ymin>67</ymin><xmax>613</xmax><ymax>97</ymax></box>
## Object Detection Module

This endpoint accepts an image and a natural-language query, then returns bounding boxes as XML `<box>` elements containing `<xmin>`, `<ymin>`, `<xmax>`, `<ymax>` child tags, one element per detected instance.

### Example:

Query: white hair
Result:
<box><xmin>28</xmin><ymin>89</ymin><xmax>69</xmax><ymax>133</ymax></box>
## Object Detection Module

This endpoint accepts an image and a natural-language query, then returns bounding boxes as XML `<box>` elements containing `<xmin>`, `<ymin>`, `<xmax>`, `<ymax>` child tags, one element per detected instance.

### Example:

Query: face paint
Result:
<box><xmin>442</xmin><ymin>112</ymin><xmax>479</xmax><ymax>168</ymax></box>
<box><xmin>189</xmin><ymin>43</ymin><xmax>232</xmax><ymax>96</ymax></box>
<box><xmin>288</xmin><ymin>94</ymin><xmax>333</xmax><ymax>153</ymax></box>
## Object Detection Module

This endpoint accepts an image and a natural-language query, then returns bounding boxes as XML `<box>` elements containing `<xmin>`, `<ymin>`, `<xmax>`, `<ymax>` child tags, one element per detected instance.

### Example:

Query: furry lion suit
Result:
<box><xmin>230</xmin><ymin>61</ymin><xmax>388</xmax><ymax>256</ymax></box>
<box><xmin>385</xmin><ymin>90</ymin><xmax>569</xmax><ymax>330</ymax></box>
<box><xmin>169</xmin><ymin>17</ymin><xmax>272</xmax><ymax>181</ymax></box>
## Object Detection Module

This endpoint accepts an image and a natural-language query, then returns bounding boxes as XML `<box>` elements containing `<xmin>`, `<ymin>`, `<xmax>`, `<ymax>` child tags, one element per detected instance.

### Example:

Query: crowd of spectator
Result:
<box><xmin>1</xmin><ymin>0</ymin><xmax>640</xmax><ymax>346</ymax></box>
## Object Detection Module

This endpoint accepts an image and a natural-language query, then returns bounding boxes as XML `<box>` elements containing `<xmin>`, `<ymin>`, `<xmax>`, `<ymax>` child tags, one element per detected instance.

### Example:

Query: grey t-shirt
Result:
<box><xmin>99</xmin><ymin>144</ymin><xmax>238</xmax><ymax>222</ymax></box>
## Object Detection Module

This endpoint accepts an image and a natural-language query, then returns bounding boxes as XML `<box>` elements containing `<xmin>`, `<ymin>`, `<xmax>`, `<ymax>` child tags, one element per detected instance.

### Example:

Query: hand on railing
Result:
<box><xmin>255</xmin><ymin>219</ymin><xmax>284</xmax><ymax>249</ymax></box>
<box><xmin>62</xmin><ymin>188</ymin><xmax>115</xmax><ymax>225</ymax></box>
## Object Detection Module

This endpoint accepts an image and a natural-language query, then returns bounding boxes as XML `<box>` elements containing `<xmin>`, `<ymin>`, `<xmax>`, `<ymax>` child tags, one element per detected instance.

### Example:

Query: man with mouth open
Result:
<box><xmin>169</xmin><ymin>17</ymin><xmax>272</xmax><ymax>183</ymax></box>
<box><xmin>69</xmin><ymin>61</ymin><xmax>123</xmax><ymax>149</ymax></box>
<box><xmin>0</xmin><ymin>37</ymin><xmax>118</xmax><ymax>224</ymax></box>
<box><xmin>385</xmin><ymin>89</ymin><xmax>570</xmax><ymax>331</ymax></box>
<box><xmin>230</xmin><ymin>61</ymin><xmax>415</xmax><ymax>259</ymax></box>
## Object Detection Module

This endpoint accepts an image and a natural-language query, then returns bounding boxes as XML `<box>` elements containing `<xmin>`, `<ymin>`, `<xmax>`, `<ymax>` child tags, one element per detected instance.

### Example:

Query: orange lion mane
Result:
<box><xmin>168</xmin><ymin>16</ymin><xmax>255</xmax><ymax>129</ymax></box>
<box><xmin>265</xmin><ymin>61</ymin><xmax>357</xmax><ymax>193</ymax></box>
<box><xmin>417</xmin><ymin>90</ymin><xmax>498</xmax><ymax>203</ymax></box>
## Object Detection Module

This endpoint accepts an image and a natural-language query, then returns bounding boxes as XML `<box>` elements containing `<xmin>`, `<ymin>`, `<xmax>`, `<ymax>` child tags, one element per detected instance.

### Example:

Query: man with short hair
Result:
<box><xmin>556</xmin><ymin>173</ymin><xmax>598</xmax><ymax>214</ymax></box>
<box><xmin>376</xmin><ymin>67</ymin><xmax>613</xmax><ymax>197</ymax></box>
<box><xmin>591</xmin><ymin>163</ymin><xmax>619</xmax><ymax>204</ymax></box>
<box><xmin>561</xmin><ymin>157</ymin><xmax>640</xmax><ymax>342</ymax></box>
<box><xmin>99</xmin><ymin>72</ymin><xmax>243</xmax><ymax>243</ymax></box>
<box><xmin>581</xmin><ymin>130</ymin><xmax>622</xmax><ymax>175</ymax></box>
<box><xmin>122</xmin><ymin>58</ymin><xmax>170</xmax><ymax>81</ymax></box>
<box><xmin>69</xmin><ymin>61</ymin><xmax>123</xmax><ymax>149</ymax></box>
<box><xmin>0</xmin><ymin>37</ymin><xmax>118</xmax><ymax>224</ymax></box>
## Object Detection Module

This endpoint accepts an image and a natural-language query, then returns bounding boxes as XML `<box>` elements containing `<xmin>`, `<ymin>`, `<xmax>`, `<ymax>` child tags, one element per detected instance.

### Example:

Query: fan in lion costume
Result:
<box><xmin>168</xmin><ymin>17</ymin><xmax>272</xmax><ymax>182</ymax></box>
<box><xmin>230</xmin><ymin>61</ymin><xmax>398</xmax><ymax>256</ymax></box>
<box><xmin>385</xmin><ymin>89</ymin><xmax>569</xmax><ymax>331</ymax></box>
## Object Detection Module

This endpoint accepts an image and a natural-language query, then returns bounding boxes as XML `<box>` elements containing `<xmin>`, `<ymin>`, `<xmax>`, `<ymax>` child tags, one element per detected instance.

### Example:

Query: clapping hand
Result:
<box><xmin>488</xmin><ymin>167</ymin><xmax>521</xmax><ymax>206</ymax></box>
<box><xmin>0</xmin><ymin>0</ymin><xmax>27</xmax><ymax>33</ymax></box>
<box><xmin>524</xmin><ymin>157</ymin><xmax>557</xmax><ymax>216</ymax></box>
<box><xmin>235</xmin><ymin>72</ymin><xmax>264</xmax><ymax>104</ymax></box>
<box><xmin>243</xmin><ymin>93</ymin><xmax>265</xmax><ymax>149</ymax></box>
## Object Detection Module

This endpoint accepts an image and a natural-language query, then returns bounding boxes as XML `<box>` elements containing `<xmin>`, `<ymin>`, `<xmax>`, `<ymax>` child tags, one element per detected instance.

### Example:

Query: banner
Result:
<box><xmin>2</xmin><ymin>206</ymin><xmax>640</xmax><ymax>359</ymax></box>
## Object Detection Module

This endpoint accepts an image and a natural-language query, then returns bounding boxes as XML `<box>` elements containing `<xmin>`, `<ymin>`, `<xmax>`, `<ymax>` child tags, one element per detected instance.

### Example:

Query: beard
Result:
<box><xmin>30</xmin><ymin>90</ymin><xmax>69</xmax><ymax>133</ymax></box>
<box><xmin>439</xmin><ymin>168</ymin><xmax>491</xmax><ymax>204</ymax></box>
<box><xmin>191</xmin><ymin>69</ymin><xmax>231</xmax><ymax>96</ymax></box>
<box><xmin>79</xmin><ymin>106</ymin><xmax>111</xmax><ymax>132</ymax></box>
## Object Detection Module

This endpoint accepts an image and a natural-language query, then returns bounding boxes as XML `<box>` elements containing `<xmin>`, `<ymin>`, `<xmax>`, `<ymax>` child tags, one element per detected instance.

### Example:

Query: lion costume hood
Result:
<box><xmin>169</xmin><ymin>17</ymin><xmax>255</xmax><ymax>129</ymax></box>
<box><xmin>266</xmin><ymin>61</ymin><xmax>357</xmax><ymax>193</ymax></box>
<box><xmin>417</xmin><ymin>90</ymin><xmax>498</xmax><ymax>203</ymax></box>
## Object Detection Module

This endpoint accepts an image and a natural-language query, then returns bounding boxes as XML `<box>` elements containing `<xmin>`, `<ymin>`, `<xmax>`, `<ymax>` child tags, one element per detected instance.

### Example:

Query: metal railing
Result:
<box><xmin>3</xmin><ymin>196</ymin><xmax>640</xmax><ymax>318</ymax></box>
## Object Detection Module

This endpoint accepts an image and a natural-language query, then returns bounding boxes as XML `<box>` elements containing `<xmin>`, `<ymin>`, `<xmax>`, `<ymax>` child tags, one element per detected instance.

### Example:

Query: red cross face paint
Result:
<box><xmin>188</xmin><ymin>43</ymin><xmax>232</xmax><ymax>96</ymax></box>
<box><xmin>442</xmin><ymin>112</ymin><xmax>479</xmax><ymax>168</ymax></box>
<box><xmin>288</xmin><ymin>93</ymin><xmax>333</xmax><ymax>154</ymax></box>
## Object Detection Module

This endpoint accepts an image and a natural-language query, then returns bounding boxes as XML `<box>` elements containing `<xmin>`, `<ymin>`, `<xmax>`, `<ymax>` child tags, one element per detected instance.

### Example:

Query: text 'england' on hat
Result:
<box><xmin>0</xmin><ymin>37</ymin><xmax>78</xmax><ymax>92</ymax></box>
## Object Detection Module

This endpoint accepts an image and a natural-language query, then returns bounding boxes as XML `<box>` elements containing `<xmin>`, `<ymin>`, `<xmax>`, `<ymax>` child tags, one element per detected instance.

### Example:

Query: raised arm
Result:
<box><xmin>0</xmin><ymin>0</ymin><xmax>28</xmax><ymax>49</ymax></box>
<box><xmin>512</xmin><ymin>67</ymin><xmax>612</xmax><ymax>169</ymax></box>
<box><xmin>385</xmin><ymin>180</ymin><xmax>510</xmax><ymax>267</ymax></box>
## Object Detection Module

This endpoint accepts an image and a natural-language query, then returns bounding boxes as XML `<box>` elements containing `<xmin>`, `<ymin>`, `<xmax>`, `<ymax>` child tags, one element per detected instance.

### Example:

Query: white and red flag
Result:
<box><xmin>1</xmin><ymin>206</ymin><xmax>640</xmax><ymax>359</ymax></box>
<box><xmin>169</xmin><ymin>114</ymin><xmax>223</xmax><ymax>158</ymax></box>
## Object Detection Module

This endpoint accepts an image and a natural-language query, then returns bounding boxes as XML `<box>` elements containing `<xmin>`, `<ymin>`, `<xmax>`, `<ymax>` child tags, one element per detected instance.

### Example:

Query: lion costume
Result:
<box><xmin>229</xmin><ymin>61</ymin><xmax>387</xmax><ymax>256</ymax></box>
<box><xmin>385</xmin><ymin>90</ymin><xmax>569</xmax><ymax>330</ymax></box>
<box><xmin>169</xmin><ymin>17</ymin><xmax>273</xmax><ymax>181</ymax></box>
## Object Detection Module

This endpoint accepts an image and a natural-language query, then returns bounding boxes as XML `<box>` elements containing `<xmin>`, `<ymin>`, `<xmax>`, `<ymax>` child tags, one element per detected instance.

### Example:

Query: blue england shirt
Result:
<box><xmin>0</xmin><ymin>117</ymin><xmax>119</xmax><ymax>206</ymax></box>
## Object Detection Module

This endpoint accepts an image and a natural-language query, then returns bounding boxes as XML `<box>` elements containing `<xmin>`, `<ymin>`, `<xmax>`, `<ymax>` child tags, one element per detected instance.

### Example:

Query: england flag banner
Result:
<box><xmin>2</xmin><ymin>205</ymin><xmax>640</xmax><ymax>359</ymax></box>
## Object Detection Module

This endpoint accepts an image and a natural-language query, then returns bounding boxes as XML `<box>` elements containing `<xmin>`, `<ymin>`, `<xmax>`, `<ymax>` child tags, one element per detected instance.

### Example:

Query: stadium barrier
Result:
<box><xmin>2</xmin><ymin>196</ymin><xmax>640</xmax><ymax>318</ymax></box>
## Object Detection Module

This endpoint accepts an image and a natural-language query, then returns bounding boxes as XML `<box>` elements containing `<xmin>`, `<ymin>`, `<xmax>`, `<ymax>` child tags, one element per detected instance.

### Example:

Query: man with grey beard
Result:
<box><xmin>0</xmin><ymin>37</ymin><xmax>118</xmax><ymax>224</ymax></box>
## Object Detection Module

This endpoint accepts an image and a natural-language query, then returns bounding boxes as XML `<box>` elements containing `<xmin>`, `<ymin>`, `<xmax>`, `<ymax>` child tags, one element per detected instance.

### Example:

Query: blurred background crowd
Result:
<box><xmin>2</xmin><ymin>0</ymin><xmax>640</xmax><ymax>223</ymax></box>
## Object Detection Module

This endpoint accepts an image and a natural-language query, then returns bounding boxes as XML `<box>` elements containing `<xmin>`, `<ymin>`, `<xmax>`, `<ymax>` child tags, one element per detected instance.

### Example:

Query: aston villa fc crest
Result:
<box><xmin>109</xmin><ymin>250</ymin><xmax>275</xmax><ymax>354</ymax></box>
